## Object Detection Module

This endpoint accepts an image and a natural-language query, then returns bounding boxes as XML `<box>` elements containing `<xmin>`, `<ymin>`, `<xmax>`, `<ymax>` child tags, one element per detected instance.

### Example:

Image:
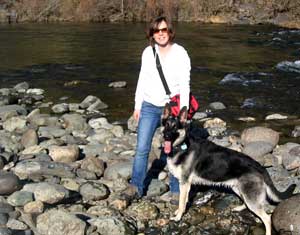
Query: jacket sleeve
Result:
<box><xmin>178</xmin><ymin>48</ymin><xmax>191</xmax><ymax>109</ymax></box>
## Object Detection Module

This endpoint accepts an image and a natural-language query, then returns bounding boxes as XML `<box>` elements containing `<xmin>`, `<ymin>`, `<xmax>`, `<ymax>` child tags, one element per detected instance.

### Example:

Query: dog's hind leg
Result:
<box><xmin>171</xmin><ymin>182</ymin><xmax>191</xmax><ymax>221</ymax></box>
<box><xmin>244</xmin><ymin>199</ymin><xmax>272</xmax><ymax>235</ymax></box>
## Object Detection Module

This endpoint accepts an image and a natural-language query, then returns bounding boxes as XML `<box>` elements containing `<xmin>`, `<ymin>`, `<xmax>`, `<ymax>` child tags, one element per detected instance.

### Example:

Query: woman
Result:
<box><xmin>125</xmin><ymin>16</ymin><xmax>191</xmax><ymax>200</ymax></box>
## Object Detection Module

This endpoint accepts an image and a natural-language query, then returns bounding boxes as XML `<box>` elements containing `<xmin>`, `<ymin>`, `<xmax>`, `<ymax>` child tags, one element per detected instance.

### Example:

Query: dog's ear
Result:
<box><xmin>179</xmin><ymin>106</ymin><xmax>188</xmax><ymax>125</ymax></box>
<box><xmin>162</xmin><ymin>103</ymin><xmax>171</xmax><ymax>124</ymax></box>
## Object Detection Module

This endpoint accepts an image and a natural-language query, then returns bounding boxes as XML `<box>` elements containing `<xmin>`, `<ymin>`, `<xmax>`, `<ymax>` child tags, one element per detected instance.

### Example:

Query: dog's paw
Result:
<box><xmin>170</xmin><ymin>213</ymin><xmax>182</xmax><ymax>222</ymax></box>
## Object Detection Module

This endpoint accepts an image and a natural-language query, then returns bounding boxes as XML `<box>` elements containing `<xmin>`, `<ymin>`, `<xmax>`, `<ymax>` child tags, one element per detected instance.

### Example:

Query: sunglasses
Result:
<box><xmin>153</xmin><ymin>27</ymin><xmax>168</xmax><ymax>34</ymax></box>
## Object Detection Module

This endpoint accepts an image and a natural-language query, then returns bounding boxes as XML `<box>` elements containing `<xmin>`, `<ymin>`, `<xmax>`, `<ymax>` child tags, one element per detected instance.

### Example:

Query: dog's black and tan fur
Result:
<box><xmin>162</xmin><ymin>104</ymin><xmax>296</xmax><ymax>235</ymax></box>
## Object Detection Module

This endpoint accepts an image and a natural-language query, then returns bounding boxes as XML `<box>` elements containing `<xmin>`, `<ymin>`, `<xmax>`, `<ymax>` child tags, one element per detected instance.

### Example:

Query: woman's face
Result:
<box><xmin>153</xmin><ymin>20</ymin><xmax>170</xmax><ymax>47</ymax></box>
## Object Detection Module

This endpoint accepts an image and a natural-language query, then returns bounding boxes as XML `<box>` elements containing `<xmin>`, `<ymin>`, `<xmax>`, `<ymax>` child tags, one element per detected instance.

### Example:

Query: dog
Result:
<box><xmin>162</xmin><ymin>104</ymin><xmax>296</xmax><ymax>235</ymax></box>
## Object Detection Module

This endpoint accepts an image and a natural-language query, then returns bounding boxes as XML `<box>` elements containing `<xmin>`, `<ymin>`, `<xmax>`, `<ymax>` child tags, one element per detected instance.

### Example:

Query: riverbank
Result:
<box><xmin>0</xmin><ymin>0</ymin><xmax>300</xmax><ymax>29</ymax></box>
<box><xmin>0</xmin><ymin>81</ymin><xmax>299</xmax><ymax>234</ymax></box>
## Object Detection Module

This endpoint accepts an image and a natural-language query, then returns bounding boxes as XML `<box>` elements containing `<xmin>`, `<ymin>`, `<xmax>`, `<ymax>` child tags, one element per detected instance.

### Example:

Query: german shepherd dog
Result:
<box><xmin>162</xmin><ymin>104</ymin><xmax>296</xmax><ymax>235</ymax></box>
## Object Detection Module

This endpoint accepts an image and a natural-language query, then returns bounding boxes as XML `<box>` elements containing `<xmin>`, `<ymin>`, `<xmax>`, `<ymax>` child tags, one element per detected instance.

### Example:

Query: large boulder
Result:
<box><xmin>272</xmin><ymin>194</ymin><xmax>300</xmax><ymax>235</ymax></box>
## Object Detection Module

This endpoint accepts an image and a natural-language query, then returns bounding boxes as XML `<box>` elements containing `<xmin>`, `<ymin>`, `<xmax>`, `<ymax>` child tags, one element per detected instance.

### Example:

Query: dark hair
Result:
<box><xmin>147</xmin><ymin>16</ymin><xmax>175</xmax><ymax>46</ymax></box>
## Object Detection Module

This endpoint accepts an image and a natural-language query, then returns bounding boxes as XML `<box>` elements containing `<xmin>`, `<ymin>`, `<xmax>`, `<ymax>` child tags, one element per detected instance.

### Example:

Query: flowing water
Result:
<box><xmin>0</xmin><ymin>22</ymin><xmax>300</xmax><ymax>143</ymax></box>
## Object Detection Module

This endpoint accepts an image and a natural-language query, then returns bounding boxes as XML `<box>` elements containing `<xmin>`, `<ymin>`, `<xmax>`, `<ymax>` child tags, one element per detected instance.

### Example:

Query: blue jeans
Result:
<box><xmin>131</xmin><ymin>101</ymin><xmax>179</xmax><ymax>196</ymax></box>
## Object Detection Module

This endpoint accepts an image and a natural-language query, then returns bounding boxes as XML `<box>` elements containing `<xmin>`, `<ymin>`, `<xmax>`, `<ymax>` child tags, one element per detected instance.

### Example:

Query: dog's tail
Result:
<box><xmin>264</xmin><ymin>172</ymin><xmax>296</xmax><ymax>202</ymax></box>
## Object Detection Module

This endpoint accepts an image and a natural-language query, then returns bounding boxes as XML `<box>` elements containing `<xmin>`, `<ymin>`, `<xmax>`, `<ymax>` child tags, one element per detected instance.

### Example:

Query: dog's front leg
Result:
<box><xmin>171</xmin><ymin>182</ymin><xmax>191</xmax><ymax>221</ymax></box>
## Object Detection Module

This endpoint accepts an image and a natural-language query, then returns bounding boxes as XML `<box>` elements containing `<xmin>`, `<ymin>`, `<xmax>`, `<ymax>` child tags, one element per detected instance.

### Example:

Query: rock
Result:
<box><xmin>282</xmin><ymin>145</ymin><xmax>300</xmax><ymax>170</ymax></box>
<box><xmin>242</xmin><ymin>141</ymin><xmax>274</xmax><ymax>161</ymax></box>
<box><xmin>0</xmin><ymin>203</ymin><xmax>14</xmax><ymax>214</ymax></box>
<box><xmin>241</xmin><ymin>126</ymin><xmax>279</xmax><ymax>147</ymax></box>
<box><xmin>51</xmin><ymin>103</ymin><xmax>69</xmax><ymax>114</ymax></box>
<box><xmin>108</xmin><ymin>81</ymin><xmax>127</xmax><ymax>88</ymax></box>
<box><xmin>87</xmin><ymin>129</ymin><xmax>114</xmax><ymax>144</ymax></box>
<box><xmin>27</xmin><ymin>113</ymin><xmax>59</xmax><ymax>127</ymax></box>
<box><xmin>88</xmin><ymin>117</ymin><xmax>113</xmax><ymax>130</ymax></box>
<box><xmin>23</xmin><ymin>182</ymin><xmax>69</xmax><ymax>204</ymax></box>
<box><xmin>21</xmin><ymin>129</ymin><xmax>38</xmax><ymax>148</ymax></box>
<box><xmin>60</xmin><ymin>113</ymin><xmax>88</xmax><ymax>132</ymax></box>
<box><xmin>80</xmin><ymin>95</ymin><xmax>108</xmax><ymax>110</ymax></box>
<box><xmin>146</xmin><ymin>179</ymin><xmax>168</xmax><ymax>197</ymax></box>
<box><xmin>79</xmin><ymin>182</ymin><xmax>109</xmax><ymax>201</ymax></box>
<box><xmin>265</xmin><ymin>113</ymin><xmax>288</xmax><ymax>120</ymax></box>
<box><xmin>37</xmin><ymin>209</ymin><xmax>86</xmax><ymax>235</ymax></box>
<box><xmin>14</xmin><ymin>82</ymin><xmax>29</xmax><ymax>92</ymax></box>
<box><xmin>6</xmin><ymin>218</ymin><xmax>28</xmax><ymax>230</ymax></box>
<box><xmin>7</xmin><ymin>191</ymin><xmax>33</xmax><ymax>206</ymax></box>
<box><xmin>80</xmin><ymin>156</ymin><xmax>105</xmax><ymax>177</ymax></box>
<box><xmin>3</xmin><ymin>116</ymin><xmax>27</xmax><ymax>132</ymax></box>
<box><xmin>88</xmin><ymin>216</ymin><xmax>136</xmax><ymax>235</ymax></box>
<box><xmin>0</xmin><ymin>105</ymin><xmax>27</xmax><ymax>121</ymax></box>
<box><xmin>0</xmin><ymin>171</ymin><xmax>21</xmax><ymax>195</ymax></box>
<box><xmin>14</xmin><ymin>160</ymin><xmax>75</xmax><ymax>179</ymax></box>
<box><xmin>0</xmin><ymin>228</ymin><xmax>12</xmax><ymax>235</ymax></box>
<box><xmin>80</xmin><ymin>144</ymin><xmax>105</xmax><ymax>157</ymax></box>
<box><xmin>48</xmin><ymin>145</ymin><xmax>79</xmax><ymax>163</ymax></box>
<box><xmin>209</xmin><ymin>102</ymin><xmax>226</xmax><ymax>110</ymax></box>
<box><xmin>276</xmin><ymin>60</ymin><xmax>300</xmax><ymax>73</ymax></box>
<box><xmin>38</xmin><ymin>126</ymin><xmax>67</xmax><ymax>138</ymax></box>
<box><xmin>291</xmin><ymin>125</ymin><xmax>300</xmax><ymax>137</ymax></box>
<box><xmin>130</xmin><ymin>201</ymin><xmax>159</xmax><ymax>220</ymax></box>
<box><xmin>103</xmin><ymin>161</ymin><xmax>132</xmax><ymax>180</ymax></box>
<box><xmin>272</xmin><ymin>194</ymin><xmax>300</xmax><ymax>235</ymax></box>
<box><xmin>26</xmin><ymin>88</ymin><xmax>44</xmax><ymax>95</ymax></box>
<box><xmin>203</xmin><ymin>118</ymin><xmax>227</xmax><ymax>136</ymax></box>
<box><xmin>24</xmin><ymin>200</ymin><xmax>44</xmax><ymax>214</ymax></box>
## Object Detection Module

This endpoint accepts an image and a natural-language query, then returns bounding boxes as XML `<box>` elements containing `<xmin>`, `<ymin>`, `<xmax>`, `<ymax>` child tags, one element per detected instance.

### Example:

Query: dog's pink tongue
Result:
<box><xmin>164</xmin><ymin>141</ymin><xmax>171</xmax><ymax>154</ymax></box>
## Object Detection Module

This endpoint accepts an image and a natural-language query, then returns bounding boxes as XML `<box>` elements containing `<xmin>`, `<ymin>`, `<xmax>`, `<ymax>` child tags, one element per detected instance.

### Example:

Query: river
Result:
<box><xmin>0</xmin><ymin>22</ymin><xmax>299</xmax><ymax>143</ymax></box>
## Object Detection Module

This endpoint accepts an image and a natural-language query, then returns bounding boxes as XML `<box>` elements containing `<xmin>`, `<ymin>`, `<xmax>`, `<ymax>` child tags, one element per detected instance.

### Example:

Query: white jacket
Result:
<box><xmin>134</xmin><ymin>43</ymin><xmax>191</xmax><ymax>110</ymax></box>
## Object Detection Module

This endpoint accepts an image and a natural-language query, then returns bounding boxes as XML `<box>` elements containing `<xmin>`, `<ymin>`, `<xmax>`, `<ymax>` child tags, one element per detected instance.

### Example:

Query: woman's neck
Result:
<box><xmin>158</xmin><ymin>43</ymin><xmax>173</xmax><ymax>57</ymax></box>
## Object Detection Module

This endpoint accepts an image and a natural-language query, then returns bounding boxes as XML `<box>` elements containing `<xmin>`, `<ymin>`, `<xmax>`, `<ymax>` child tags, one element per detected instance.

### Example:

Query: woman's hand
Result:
<box><xmin>133</xmin><ymin>109</ymin><xmax>140</xmax><ymax>121</ymax></box>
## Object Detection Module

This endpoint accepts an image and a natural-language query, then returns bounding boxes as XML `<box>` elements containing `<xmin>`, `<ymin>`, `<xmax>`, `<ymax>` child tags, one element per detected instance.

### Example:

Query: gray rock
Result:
<box><xmin>0</xmin><ymin>171</ymin><xmax>20</xmax><ymax>195</ymax></box>
<box><xmin>104</xmin><ymin>161</ymin><xmax>132</xmax><ymax>181</ymax></box>
<box><xmin>81</xmin><ymin>156</ymin><xmax>105</xmax><ymax>177</ymax></box>
<box><xmin>87</xmin><ymin>129</ymin><xmax>114</xmax><ymax>144</ymax></box>
<box><xmin>0</xmin><ymin>228</ymin><xmax>12</xmax><ymax>235</ymax></box>
<box><xmin>27</xmin><ymin>113</ymin><xmax>59</xmax><ymax>127</ymax></box>
<box><xmin>0</xmin><ymin>131</ymin><xmax>23</xmax><ymax>153</ymax></box>
<box><xmin>0</xmin><ymin>203</ymin><xmax>14</xmax><ymax>214</ymax></box>
<box><xmin>38</xmin><ymin>126</ymin><xmax>67</xmax><ymax>138</ymax></box>
<box><xmin>292</xmin><ymin>125</ymin><xmax>300</xmax><ymax>138</ymax></box>
<box><xmin>0</xmin><ymin>213</ymin><xmax>8</xmax><ymax>226</ymax></box>
<box><xmin>241</xmin><ymin>126</ymin><xmax>279</xmax><ymax>147</ymax></box>
<box><xmin>26</xmin><ymin>88</ymin><xmax>44</xmax><ymax>95</ymax></box>
<box><xmin>0</xmin><ymin>105</ymin><xmax>27</xmax><ymax>118</ymax></box>
<box><xmin>88</xmin><ymin>216</ymin><xmax>136</xmax><ymax>235</ymax></box>
<box><xmin>242</xmin><ymin>141</ymin><xmax>274</xmax><ymax>161</ymax></box>
<box><xmin>272</xmin><ymin>194</ymin><xmax>300</xmax><ymax>235</ymax></box>
<box><xmin>21</xmin><ymin>129</ymin><xmax>38</xmax><ymax>148</ymax></box>
<box><xmin>276</xmin><ymin>60</ymin><xmax>300</xmax><ymax>73</ymax></box>
<box><xmin>76</xmin><ymin>168</ymin><xmax>97</xmax><ymax>180</ymax></box>
<box><xmin>13</xmin><ymin>82</ymin><xmax>29</xmax><ymax>92</ymax></box>
<box><xmin>209</xmin><ymin>102</ymin><xmax>226</xmax><ymax>110</ymax></box>
<box><xmin>282</xmin><ymin>145</ymin><xmax>300</xmax><ymax>170</ymax></box>
<box><xmin>37</xmin><ymin>209</ymin><xmax>86</xmax><ymax>235</ymax></box>
<box><xmin>146</xmin><ymin>179</ymin><xmax>168</xmax><ymax>197</ymax></box>
<box><xmin>6</xmin><ymin>218</ymin><xmax>28</xmax><ymax>230</ymax></box>
<box><xmin>23</xmin><ymin>182</ymin><xmax>69</xmax><ymax>204</ymax></box>
<box><xmin>80</xmin><ymin>144</ymin><xmax>105</xmax><ymax>157</ymax></box>
<box><xmin>108</xmin><ymin>81</ymin><xmax>127</xmax><ymax>88</ymax></box>
<box><xmin>51</xmin><ymin>103</ymin><xmax>69</xmax><ymax>114</ymax></box>
<box><xmin>80</xmin><ymin>95</ymin><xmax>108</xmax><ymax>110</ymax></box>
<box><xmin>3</xmin><ymin>116</ymin><xmax>27</xmax><ymax>132</ymax></box>
<box><xmin>60</xmin><ymin>113</ymin><xmax>88</xmax><ymax>132</ymax></box>
<box><xmin>48</xmin><ymin>145</ymin><xmax>79</xmax><ymax>163</ymax></box>
<box><xmin>7</xmin><ymin>191</ymin><xmax>33</xmax><ymax>206</ymax></box>
<box><xmin>79</xmin><ymin>182</ymin><xmax>109</xmax><ymax>201</ymax></box>
<box><xmin>14</xmin><ymin>160</ymin><xmax>75</xmax><ymax>180</ymax></box>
